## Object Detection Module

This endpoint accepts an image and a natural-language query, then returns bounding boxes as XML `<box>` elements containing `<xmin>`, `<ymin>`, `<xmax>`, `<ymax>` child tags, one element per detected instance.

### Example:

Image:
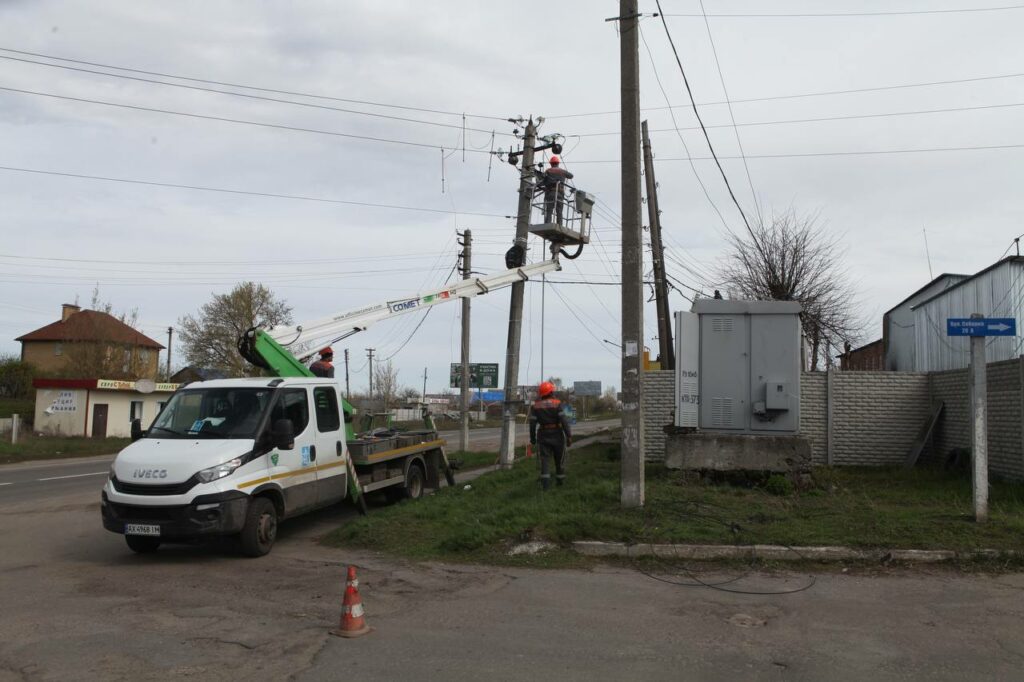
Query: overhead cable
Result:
<box><xmin>0</xmin><ymin>165</ymin><xmax>512</xmax><ymax>218</ymax></box>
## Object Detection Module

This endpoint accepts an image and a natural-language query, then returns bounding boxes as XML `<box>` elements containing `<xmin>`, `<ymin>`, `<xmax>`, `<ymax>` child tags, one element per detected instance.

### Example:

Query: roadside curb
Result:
<box><xmin>572</xmin><ymin>541</ymin><xmax>1020</xmax><ymax>563</ymax></box>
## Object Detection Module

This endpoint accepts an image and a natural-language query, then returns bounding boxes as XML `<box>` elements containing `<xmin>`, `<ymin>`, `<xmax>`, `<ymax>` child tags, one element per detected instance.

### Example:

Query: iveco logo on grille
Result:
<box><xmin>132</xmin><ymin>469</ymin><xmax>168</xmax><ymax>479</ymax></box>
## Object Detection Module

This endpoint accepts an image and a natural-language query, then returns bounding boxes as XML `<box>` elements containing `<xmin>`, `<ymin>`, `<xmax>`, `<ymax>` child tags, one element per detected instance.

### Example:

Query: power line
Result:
<box><xmin>0</xmin><ymin>46</ymin><xmax>508</xmax><ymax>121</ymax></box>
<box><xmin>698</xmin><ymin>0</ymin><xmax>761</xmax><ymax>223</ymax></box>
<box><xmin>638</xmin><ymin>25</ymin><xmax>733</xmax><ymax>233</ymax></box>
<box><xmin>547</xmin><ymin>71</ymin><xmax>1024</xmax><ymax>119</ymax></box>
<box><xmin>0</xmin><ymin>85</ymin><xmax>493</xmax><ymax>154</ymax></box>
<box><xmin>663</xmin><ymin>4</ymin><xmax>1024</xmax><ymax>18</ymax></box>
<box><xmin>569</xmin><ymin>142</ymin><xmax>1024</xmax><ymax>162</ymax></box>
<box><xmin>573</xmin><ymin>100</ymin><xmax>1024</xmax><ymax>137</ymax></box>
<box><xmin>0</xmin><ymin>250</ymin><xmax>462</xmax><ymax>266</ymax></box>
<box><xmin>0</xmin><ymin>53</ymin><xmax>510</xmax><ymax>136</ymax></box>
<box><xmin>0</xmin><ymin>165</ymin><xmax>512</xmax><ymax>218</ymax></box>
<box><xmin>654</xmin><ymin>0</ymin><xmax>756</xmax><ymax>240</ymax></box>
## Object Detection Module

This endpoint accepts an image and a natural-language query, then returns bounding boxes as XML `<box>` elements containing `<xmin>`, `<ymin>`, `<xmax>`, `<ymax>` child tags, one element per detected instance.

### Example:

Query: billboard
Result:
<box><xmin>450</xmin><ymin>363</ymin><xmax>499</xmax><ymax>389</ymax></box>
<box><xmin>573</xmin><ymin>381</ymin><xmax>602</xmax><ymax>397</ymax></box>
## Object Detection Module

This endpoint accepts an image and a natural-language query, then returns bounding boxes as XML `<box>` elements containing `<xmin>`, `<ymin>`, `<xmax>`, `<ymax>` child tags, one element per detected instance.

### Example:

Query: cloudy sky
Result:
<box><xmin>2</xmin><ymin>0</ymin><xmax>1022</xmax><ymax>394</ymax></box>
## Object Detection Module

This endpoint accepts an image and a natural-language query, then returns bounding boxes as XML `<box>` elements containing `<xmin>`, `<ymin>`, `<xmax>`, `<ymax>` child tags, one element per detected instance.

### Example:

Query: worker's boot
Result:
<box><xmin>541</xmin><ymin>476</ymin><xmax>551</xmax><ymax>492</ymax></box>
<box><xmin>556</xmin><ymin>475</ymin><xmax>565</xmax><ymax>487</ymax></box>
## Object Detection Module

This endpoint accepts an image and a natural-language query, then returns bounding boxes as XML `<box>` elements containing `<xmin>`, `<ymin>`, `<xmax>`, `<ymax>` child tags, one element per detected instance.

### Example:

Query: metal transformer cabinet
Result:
<box><xmin>675</xmin><ymin>300</ymin><xmax>802</xmax><ymax>434</ymax></box>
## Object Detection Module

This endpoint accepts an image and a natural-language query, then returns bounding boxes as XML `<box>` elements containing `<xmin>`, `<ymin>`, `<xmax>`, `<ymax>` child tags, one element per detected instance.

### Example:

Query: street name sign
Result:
<box><xmin>946</xmin><ymin>318</ymin><xmax>1016</xmax><ymax>337</ymax></box>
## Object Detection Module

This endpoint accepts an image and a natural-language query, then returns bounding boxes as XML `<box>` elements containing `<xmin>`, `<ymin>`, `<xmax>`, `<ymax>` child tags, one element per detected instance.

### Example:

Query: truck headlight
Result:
<box><xmin>197</xmin><ymin>458</ymin><xmax>243</xmax><ymax>483</ymax></box>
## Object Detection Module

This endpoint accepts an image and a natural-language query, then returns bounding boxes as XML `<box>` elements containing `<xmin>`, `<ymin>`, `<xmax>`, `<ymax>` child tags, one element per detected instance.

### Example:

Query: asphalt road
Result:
<box><xmin>0</xmin><ymin>419</ymin><xmax>619</xmax><ymax>506</ymax></box>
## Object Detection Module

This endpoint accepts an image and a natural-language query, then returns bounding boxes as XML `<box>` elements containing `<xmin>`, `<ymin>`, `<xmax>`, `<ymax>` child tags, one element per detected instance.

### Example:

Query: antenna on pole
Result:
<box><xmin>923</xmin><ymin>227</ymin><xmax>934</xmax><ymax>280</ymax></box>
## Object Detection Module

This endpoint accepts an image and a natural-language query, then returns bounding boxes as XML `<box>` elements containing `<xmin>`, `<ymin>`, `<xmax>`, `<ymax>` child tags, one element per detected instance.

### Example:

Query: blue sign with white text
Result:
<box><xmin>946</xmin><ymin>318</ymin><xmax>1017</xmax><ymax>337</ymax></box>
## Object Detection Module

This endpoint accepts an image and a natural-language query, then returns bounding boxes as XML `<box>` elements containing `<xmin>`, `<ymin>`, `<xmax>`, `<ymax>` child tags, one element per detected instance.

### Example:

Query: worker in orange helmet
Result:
<box><xmin>528</xmin><ymin>380</ymin><xmax>572</xmax><ymax>490</ymax></box>
<box><xmin>309</xmin><ymin>347</ymin><xmax>335</xmax><ymax>378</ymax></box>
<box><xmin>539</xmin><ymin>155</ymin><xmax>574</xmax><ymax>225</ymax></box>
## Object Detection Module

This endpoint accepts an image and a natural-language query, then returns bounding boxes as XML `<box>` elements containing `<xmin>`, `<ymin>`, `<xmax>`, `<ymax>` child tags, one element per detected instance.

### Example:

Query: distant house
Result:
<box><xmin>838</xmin><ymin>339</ymin><xmax>885</xmax><ymax>371</ymax></box>
<box><xmin>16</xmin><ymin>304</ymin><xmax>164</xmax><ymax>379</ymax></box>
<box><xmin>169</xmin><ymin>366</ymin><xmax>228</xmax><ymax>384</ymax></box>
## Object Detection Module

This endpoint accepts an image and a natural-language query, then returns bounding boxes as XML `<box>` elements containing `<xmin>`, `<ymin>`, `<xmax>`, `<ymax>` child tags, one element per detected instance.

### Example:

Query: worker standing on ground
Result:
<box><xmin>309</xmin><ymin>347</ymin><xmax>335</xmax><ymax>378</ymax></box>
<box><xmin>539</xmin><ymin>156</ymin><xmax>574</xmax><ymax>225</ymax></box>
<box><xmin>529</xmin><ymin>381</ymin><xmax>572</xmax><ymax>490</ymax></box>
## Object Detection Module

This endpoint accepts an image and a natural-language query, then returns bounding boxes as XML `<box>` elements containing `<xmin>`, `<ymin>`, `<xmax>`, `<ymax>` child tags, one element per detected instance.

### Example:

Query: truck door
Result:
<box><xmin>311</xmin><ymin>385</ymin><xmax>347</xmax><ymax>505</ymax></box>
<box><xmin>268</xmin><ymin>387</ymin><xmax>318</xmax><ymax>515</ymax></box>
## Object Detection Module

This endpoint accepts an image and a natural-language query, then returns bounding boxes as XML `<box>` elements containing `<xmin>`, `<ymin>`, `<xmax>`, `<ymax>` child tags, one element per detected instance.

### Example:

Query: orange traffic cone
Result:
<box><xmin>330</xmin><ymin>565</ymin><xmax>372</xmax><ymax>638</ymax></box>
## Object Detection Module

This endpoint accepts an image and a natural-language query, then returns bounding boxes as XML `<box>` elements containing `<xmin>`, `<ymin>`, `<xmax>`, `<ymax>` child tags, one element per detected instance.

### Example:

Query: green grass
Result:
<box><xmin>0</xmin><ymin>433</ymin><xmax>130</xmax><ymax>464</ymax></box>
<box><xmin>447</xmin><ymin>450</ymin><xmax>500</xmax><ymax>471</ymax></box>
<box><xmin>324</xmin><ymin>441</ymin><xmax>1024</xmax><ymax>566</ymax></box>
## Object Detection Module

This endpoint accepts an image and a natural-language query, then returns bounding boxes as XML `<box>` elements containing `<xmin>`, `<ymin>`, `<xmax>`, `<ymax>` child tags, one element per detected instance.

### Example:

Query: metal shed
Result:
<box><xmin>912</xmin><ymin>256</ymin><xmax>1024</xmax><ymax>371</ymax></box>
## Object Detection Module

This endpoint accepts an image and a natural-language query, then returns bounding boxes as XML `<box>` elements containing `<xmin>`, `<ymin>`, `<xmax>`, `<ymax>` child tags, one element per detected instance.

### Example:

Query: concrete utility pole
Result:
<box><xmin>620</xmin><ymin>0</ymin><xmax>645</xmax><ymax>507</ymax></box>
<box><xmin>969</xmin><ymin>313</ymin><xmax>989</xmax><ymax>522</ymax></box>
<box><xmin>422</xmin><ymin>367</ymin><xmax>428</xmax><ymax>404</ymax></box>
<box><xmin>459</xmin><ymin>229</ymin><xmax>472</xmax><ymax>453</ymax></box>
<box><xmin>642</xmin><ymin>120</ymin><xmax>674</xmax><ymax>370</ymax></box>
<box><xmin>343</xmin><ymin>349</ymin><xmax>351</xmax><ymax>400</ymax></box>
<box><xmin>366</xmin><ymin>348</ymin><xmax>375</xmax><ymax>401</ymax></box>
<box><xmin>165</xmin><ymin>326</ymin><xmax>174</xmax><ymax>378</ymax></box>
<box><xmin>498</xmin><ymin>119</ymin><xmax>538</xmax><ymax>468</ymax></box>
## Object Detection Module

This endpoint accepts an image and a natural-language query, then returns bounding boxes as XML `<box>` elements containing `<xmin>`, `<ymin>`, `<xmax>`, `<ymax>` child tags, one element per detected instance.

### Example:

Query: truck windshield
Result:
<box><xmin>149</xmin><ymin>388</ymin><xmax>273</xmax><ymax>439</ymax></box>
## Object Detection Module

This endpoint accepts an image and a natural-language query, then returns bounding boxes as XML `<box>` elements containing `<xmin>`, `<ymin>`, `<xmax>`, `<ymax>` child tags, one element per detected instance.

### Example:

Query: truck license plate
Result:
<box><xmin>125</xmin><ymin>523</ymin><xmax>160</xmax><ymax>536</ymax></box>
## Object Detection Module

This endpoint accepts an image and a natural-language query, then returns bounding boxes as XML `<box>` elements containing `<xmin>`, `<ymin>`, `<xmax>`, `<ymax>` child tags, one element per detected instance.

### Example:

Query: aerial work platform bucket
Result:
<box><xmin>528</xmin><ymin>187</ymin><xmax>594</xmax><ymax>246</ymax></box>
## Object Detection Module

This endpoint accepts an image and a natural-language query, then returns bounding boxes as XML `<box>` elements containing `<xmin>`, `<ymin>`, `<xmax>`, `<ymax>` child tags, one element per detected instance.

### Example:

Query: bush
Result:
<box><xmin>764</xmin><ymin>474</ymin><xmax>794</xmax><ymax>496</ymax></box>
<box><xmin>0</xmin><ymin>355</ymin><xmax>35</xmax><ymax>399</ymax></box>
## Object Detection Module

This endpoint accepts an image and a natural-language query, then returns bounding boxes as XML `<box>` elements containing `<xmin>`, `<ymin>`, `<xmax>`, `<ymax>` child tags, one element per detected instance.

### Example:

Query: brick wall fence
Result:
<box><xmin>641</xmin><ymin>371</ymin><xmax>675</xmax><ymax>461</ymax></box>
<box><xmin>927</xmin><ymin>359</ymin><xmax>1023</xmax><ymax>480</ymax></box>
<box><xmin>641</xmin><ymin>360</ymin><xmax>1024</xmax><ymax>480</ymax></box>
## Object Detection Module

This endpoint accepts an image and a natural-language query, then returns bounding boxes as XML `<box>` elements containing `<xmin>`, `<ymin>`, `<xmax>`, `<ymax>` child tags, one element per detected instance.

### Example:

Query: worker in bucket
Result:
<box><xmin>539</xmin><ymin>155</ymin><xmax>574</xmax><ymax>225</ymax></box>
<box><xmin>309</xmin><ymin>347</ymin><xmax>335</xmax><ymax>378</ymax></box>
<box><xmin>529</xmin><ymin>381</ymin><xmax>572</xmax><ymax>490</ymax></box>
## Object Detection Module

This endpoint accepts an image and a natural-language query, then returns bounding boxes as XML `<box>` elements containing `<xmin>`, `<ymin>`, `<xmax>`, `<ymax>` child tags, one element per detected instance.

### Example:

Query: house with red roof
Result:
<box><xmin>16</xmin><ymin>304</ymin><xmax>164</xmax><ymax>379</ymax></box>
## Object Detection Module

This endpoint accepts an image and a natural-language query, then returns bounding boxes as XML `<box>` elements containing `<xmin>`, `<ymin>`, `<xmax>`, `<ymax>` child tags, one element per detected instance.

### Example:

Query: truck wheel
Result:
<box><xmin>402</xmin><ymin>462</ymin><xmax>425</xmax><ymax>500</ymax></box>
<box><xmin>239</xmin><ymin>497</ymin><xmax>277</xmax><ymax>557</ymax></box>
<box><xmin>125</xmin><ymin>535</ymin><xmax>161</xmax><ymax>553</ymax></box>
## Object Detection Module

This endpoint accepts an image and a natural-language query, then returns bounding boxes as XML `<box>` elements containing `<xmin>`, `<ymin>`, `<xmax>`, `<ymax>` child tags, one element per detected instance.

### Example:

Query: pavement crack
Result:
<box><xmin>189</xmin><ymin>636</ymin><xmax>260</xmax><ymax>651</ymax></box>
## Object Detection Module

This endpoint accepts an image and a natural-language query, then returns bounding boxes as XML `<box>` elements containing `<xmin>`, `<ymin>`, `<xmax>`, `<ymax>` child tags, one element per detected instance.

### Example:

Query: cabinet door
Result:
<box><xmin>699</xmin><ymin>315</ymin><xmax>748</xmax><ymax>430</ymax></box>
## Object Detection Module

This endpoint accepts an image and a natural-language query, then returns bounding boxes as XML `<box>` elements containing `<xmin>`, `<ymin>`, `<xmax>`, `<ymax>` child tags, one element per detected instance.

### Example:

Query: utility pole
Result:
<box><xmin>620</xmin><ymin>0</ymin><xmax>645</xmax><ymax>507</ymax></box>
<box><xmin>540</xmin><ymin>274</ymin><xmax>546</xmax><ymax>382</ymax></box>
<box><xmin>165</xmin><ymin>326</ymin><xmax>173</xmax><ymax>378</ymax></box>
<box><xmin>498</xmin><ymin>118</ymin><xmax>538</xmax><ymax>468</ymax></box>
<box><xmin>422</xmin><ymin>367</ymin><xmax>428</xmax><ymax>404</ymax></box>
<box><xmin>459</xmin><ymin>229</ymin><xmax>472</xmax><ymax>453</ymax></box>
<box><xmin>366</xmin><ymin>348</ymin><xmax>375</xmax><ymax>402</ymax></box>
<box><xmin>642</xmin><ymin>120</ymin><xmax>674</xmax><ymax>370</ymax></box>
<box><xmin>969</xmin><ymin>313</ymin><xmax>989</xmax><ymax>522</ymax></box>
<box><xmin>343</xmin><ymin>349</ymin><xmax>351</xmax><ymax>400</ymax></box>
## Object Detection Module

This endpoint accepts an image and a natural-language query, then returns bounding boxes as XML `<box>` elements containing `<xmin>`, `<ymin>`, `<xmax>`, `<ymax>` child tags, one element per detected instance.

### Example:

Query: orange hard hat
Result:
<box><xmin>549</xmin><ymin>155</ymin><xmax>560</xmax><ymax>165</ymax></box>
<box><xmin>319</xmin><ymin>346</ymin><xmax>333</xmax><ymax>357</ymax></box>
<box><xmin>538</xmin><ymin>381</ymin><xmax>555</xmax><ymax>397</ymax></box>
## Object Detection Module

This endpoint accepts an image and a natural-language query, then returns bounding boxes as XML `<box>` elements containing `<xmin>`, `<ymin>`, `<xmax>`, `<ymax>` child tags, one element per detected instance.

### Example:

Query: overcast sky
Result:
<box><xmin>2</xmin><ymin>1</ymin><xmax>1022</xmax><ymax>394</ymax></box>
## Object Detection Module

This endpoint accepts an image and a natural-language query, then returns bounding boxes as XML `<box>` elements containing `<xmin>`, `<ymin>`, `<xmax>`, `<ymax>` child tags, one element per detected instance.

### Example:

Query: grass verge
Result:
<box><xmin>0</xmin><ymin>433</ymin><xmax>129</xmax><ymax>465</ymax></box>
<box><xmin>324</xmin><ymin>441</ymin><xmax>1024</xmax><ymax>567</ymax></box>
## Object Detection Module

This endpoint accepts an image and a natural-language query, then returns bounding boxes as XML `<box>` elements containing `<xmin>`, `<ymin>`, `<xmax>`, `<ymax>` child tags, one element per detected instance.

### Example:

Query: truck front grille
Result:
<box><xmin>111</xmin><ymin>476</ymin><xmax>199</xmax><ymax>496</ymax></box>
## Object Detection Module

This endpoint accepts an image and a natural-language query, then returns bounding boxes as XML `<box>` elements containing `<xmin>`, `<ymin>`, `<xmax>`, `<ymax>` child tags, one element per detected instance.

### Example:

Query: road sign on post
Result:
<box><xmin>946</xmin><ymin>318</ymin><xmax>1016</xmax><ymax>336</ymax></box>
<box><xmin>450</xmin><ymin>363</ymin><xmax>499</xmax><ymax>389</ymax></box>
<box><xmin>573</xmin><ymin>381</ymin><xmax>602</xmax><ymax>397</ymax></box>
<box><xmin>946</xmin><ymin>314</ymin><xmax>1019</xmax><ymax>522</ymax></box>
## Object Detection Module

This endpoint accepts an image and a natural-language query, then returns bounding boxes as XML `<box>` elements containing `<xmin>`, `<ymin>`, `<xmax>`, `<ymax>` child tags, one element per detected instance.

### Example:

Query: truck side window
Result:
<box><xmin>271</xmin><ymin>389</ymin><xmax>310</xmax><ymax>436</ymax></box>
<box><xmin>313</xmin><ymin>387</ymin><xmax>341</xmax><ymax>433</ymax></box>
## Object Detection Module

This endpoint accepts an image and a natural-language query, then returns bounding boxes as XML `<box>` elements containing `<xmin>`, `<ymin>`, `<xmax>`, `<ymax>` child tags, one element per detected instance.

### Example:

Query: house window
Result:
<box><xmin>130</xmin><ymin>401</ymin><xmax>144</xmax><ymax>422</ymax></box>
<box><xmin>54</xmin><ymin>342</ymin><xmax>63</xmax><ymax>356</ymax></box>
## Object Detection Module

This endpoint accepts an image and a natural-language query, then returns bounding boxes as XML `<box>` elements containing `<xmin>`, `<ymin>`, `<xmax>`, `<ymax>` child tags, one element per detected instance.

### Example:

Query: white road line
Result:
<box><xmin>0</xmin><ymin>482</ymin><xmax>12</xmax><ymax>487</ymax></box>
<box><xmin>37</xmin><ymin>472</ymin><xmax>107</xmax><ymax>482</ymax></box>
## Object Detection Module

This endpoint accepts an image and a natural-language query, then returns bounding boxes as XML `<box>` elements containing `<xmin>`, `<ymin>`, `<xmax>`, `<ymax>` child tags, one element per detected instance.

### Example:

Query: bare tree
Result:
<box><xmin>718</xmin><ymin>209</ymin><xmax>862</xmax><ymax>370</ymax></box>
<box><xmin>373</xmin><ymin>360</ymin><xmax>400</xmax><ymax>411</ymax></box>
<box><xmin>178</xmin><ymin>282</ymin><xmax>292</xmax><ymax>377</ymax></box>
<box><xmin>399</xmin><ymin>386</ymin><xmax>421</xmax><ymax>404</ymax></box>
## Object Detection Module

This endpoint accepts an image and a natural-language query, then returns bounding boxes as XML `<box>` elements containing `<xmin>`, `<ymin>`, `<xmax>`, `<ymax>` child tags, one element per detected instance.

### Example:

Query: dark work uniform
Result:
<box><xmin>309</xmin><ymin>359</ymin><xmax>335</xmax><ymax>378</ymax></box>
<box><xmin>529</xmin><ymin>397</ymin><xmax>572</xmax><ymax>490</ymax></box>
<box><xmin>540</xmin><ymin>167</ymin><xmax>574</xmax><ymax>224</ymax></box>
